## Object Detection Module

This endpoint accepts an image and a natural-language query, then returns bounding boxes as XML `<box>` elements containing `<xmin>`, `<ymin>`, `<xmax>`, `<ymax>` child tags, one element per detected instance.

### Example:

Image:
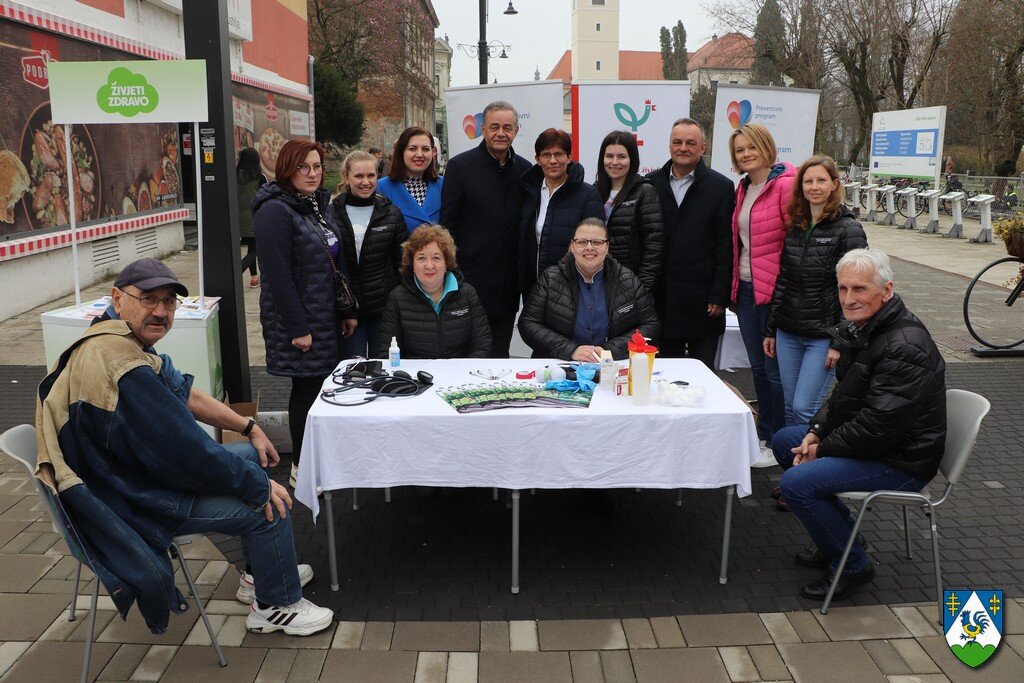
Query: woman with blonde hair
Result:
<box><xmin>374</xmin><ymin>225</ymin><xmax>492</xmax><ymax>358</ymax></box>
<box><xmin>327</xmin><ymin>149</ymin><xmax>406</xmax><ymax>358</ymax></box>
<box><xmin>764</xmin><ymin>156</ymin><xmax>867</xmax><ymax>511</ymax></box>
<box><xmin>728</xmin><ymin>123</ymin><xmax>797</xmax><ymax>466</ymax></box>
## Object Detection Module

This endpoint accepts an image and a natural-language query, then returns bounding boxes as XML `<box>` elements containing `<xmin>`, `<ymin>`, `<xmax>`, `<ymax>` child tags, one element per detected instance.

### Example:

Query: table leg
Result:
<box><xmin>719</xmin><ymin>486</ymin><xmax>735</xmax><ymax>585</ymax></box>
<box><xmin>385</xmin><ymin>488</ymin><xmax>392</xmax><ymax>503</ymax></box>
<box><xmin>511</xmin><ymin>489</ymin><xmax>520</xmax><ymax>595</ymax></box>
<box><xmin>323</xmin><ymin>490</ymin><xmax>340</xmax><ymax>592</ymax></box>
<box><xmin>675</xmin><ymin>489</ymin><xmax>683</xmax><ymax>507</ymax></box>
<box><xmin>352</xmin><ymin>488</ymin><xmax>359</xmax><ymax>511</ymax></box>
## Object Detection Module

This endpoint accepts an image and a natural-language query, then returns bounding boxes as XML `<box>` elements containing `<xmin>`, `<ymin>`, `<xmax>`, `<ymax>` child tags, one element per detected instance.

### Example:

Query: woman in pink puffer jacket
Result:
<box><xmin>728</xmin><ymin>123</ymin><xmax>797</xmax><ymax>467</ymax></box>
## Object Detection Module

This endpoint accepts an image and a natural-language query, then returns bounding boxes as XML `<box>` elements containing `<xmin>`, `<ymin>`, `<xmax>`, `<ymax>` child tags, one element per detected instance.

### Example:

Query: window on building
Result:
<box><xmin>596</xmin><ymin>60</ymin><xmax>602</xmax><ymax>71</ymax></box>
<box><xmin>596</xmin><ymin>22</ymin><xmax>601</xmax><ymax>31</ymax></box>
<box><xmin>593</xmin><ymin>0</ymin><xmax>605</xmax><ymax>5</ymax></box>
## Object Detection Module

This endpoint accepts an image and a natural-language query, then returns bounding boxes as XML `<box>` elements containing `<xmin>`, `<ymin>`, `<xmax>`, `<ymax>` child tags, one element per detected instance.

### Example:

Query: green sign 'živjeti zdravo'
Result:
<box><xmin>96</xmin><ymin>67</ymin><xmax>160</xmax><ymax>118</ymax></box>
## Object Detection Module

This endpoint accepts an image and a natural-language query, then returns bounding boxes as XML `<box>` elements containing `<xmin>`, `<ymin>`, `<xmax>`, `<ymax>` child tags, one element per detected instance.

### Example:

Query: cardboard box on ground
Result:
<box><xmin>216</xmin><ymin>390</ymin><xmax>293</xmax><ymax>453</ymax></box>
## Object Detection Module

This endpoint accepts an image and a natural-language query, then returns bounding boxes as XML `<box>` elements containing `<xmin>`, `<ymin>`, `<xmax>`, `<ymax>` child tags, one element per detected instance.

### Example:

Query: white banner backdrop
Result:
<box><xmin>443</xmin><ymin>80</ymin><xmax>565</xmax><ymax>159</ymax></box>
<box><xmin>869</xmin><ymin>106</ymin><xmax>946</xmax><ymax>185</ymax></box>
<box><xmin>571</xmin><ymin>81</ymin><xmax>690</xmax><ymax>182</ymax></box>
<box><xmin>710</xmin><ymin>84</ymin><xmax>820</xmax><ymax>183</ymax></box>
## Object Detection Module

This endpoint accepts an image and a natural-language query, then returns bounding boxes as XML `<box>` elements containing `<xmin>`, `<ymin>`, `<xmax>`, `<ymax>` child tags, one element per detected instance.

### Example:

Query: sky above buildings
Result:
<box><xmin>434</xmin><ymin>0</ymin><xmax>718</xmax><ymax>87</ymax></box>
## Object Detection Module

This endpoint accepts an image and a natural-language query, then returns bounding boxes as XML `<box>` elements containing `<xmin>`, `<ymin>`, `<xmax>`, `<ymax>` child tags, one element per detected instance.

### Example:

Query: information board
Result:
<box><xmin>869</xmin><ymin>106</ymin><xmax>946</xmax><ymax>185</ymax></box>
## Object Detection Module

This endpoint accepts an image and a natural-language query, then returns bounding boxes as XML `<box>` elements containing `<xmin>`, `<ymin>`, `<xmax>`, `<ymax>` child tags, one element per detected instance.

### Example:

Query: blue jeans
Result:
<box><xmin>341</xmin><ymin>315</ymin><xmax>383</xmax><ymax>360</ymax></box>
<box><xmin>773</xmin><ymin>425</ymin><xmax>926</xmax><ymax>574</ymax></box>
<box><xmin>735</xmin><ymin>281</ymin><xmax>785</xmax><ymax>444</ymax></box>
<box><xmin>175</xmin><ymin>443</ymin><xmax>301</xmax><ymax>607</ymax></box>
<box><xmin>775</xmin><ymin>329</ymin><xmax>835</xmax><ymax>426</ymax></box>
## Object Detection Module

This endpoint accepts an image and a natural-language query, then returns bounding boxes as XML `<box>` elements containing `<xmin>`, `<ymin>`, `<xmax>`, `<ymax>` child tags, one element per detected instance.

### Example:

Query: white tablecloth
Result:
<box><xmin>296</xmin><ymin>358</ymin><xmax>760</xmax><ymax>520</ymax></box>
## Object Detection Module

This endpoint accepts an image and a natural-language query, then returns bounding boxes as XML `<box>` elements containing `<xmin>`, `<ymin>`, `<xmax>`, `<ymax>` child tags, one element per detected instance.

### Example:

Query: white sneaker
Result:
<box><xmin>236</xmin><ymin>564</ymin><xmax>314</xmax><ymax>605</ymax></box>
<box><xmin>289</xmin><ymin>463</ymin><xmax>298</xmax><ymax>488</ymax></box>
<box><xmin>751</xmin><ymin>441</ymin><xmax>778</xmax><ymax>468</ymax></box>
<box><xmin>246</xmin><ymin>597</ymin><xmax>334</xmax><ymax>636</ymax></box>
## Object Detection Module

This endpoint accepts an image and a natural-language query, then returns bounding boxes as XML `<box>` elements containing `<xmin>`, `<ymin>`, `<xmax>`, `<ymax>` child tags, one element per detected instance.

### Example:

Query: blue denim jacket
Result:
<box><xmin>37</xmin><ymin>319</ymin><xmax>269</xmax><ymax>634</ymax></box>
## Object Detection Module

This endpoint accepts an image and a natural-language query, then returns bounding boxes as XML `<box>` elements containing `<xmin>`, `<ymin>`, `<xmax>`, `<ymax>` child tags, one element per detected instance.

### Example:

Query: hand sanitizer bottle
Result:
<box><xmin>388</xmin><ymin>337</ymin><xmax>400</xmax><ymax>367</ymax></box>
<box><xmin>600</xmin><ymin>350</ymin><xmax>615</xmax><ymax>391</ymax></box>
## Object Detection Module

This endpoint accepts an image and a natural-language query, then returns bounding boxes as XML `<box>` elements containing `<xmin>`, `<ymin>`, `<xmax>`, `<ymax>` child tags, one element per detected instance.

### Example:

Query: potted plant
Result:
<box><xmin>994</xmin><ymin>213</ymin><xmax>1024</xmax><ymax>259</ymax></box>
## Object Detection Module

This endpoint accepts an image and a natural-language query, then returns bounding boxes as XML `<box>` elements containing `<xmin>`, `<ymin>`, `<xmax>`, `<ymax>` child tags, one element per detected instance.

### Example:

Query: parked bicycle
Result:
<box><xmin>890</xmin><ymin>177</ymin><xmax>931</xmax><ymax>218</ymax></box>
<box><xmin>962</xmin><ymin>254</ymin><xmax>1024</xmax><ymax>350</ymax></box>
<box><xmin>940</xmin><ymin>173</ymin><xmax>973</xmax><ymax>215</ymax></box>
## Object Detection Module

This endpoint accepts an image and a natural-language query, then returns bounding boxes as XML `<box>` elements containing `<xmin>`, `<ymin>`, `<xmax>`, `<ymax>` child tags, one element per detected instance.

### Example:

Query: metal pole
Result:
<box><xmin>478</xmin><ymin>0</ymin><xmax>488</xmax><ymax>85</ymax></box>
<box><xmin>718</xmin><ymin>486</ymin><xmax>734</xmax><ymax>584</ymax></box>
<box><xmin>511</xmin><ymin>489</ymin><xmax>520</xmax><ymax>594</ymax></box>
<box><xmin>64</xmin><ymin>124</ymin><xmax>81</xmax><ymax>305</ymax></box>
<box><xmin>193</xmin><ymin>121</ymin><xmax>205</xmax><ymax>309</ymax></box>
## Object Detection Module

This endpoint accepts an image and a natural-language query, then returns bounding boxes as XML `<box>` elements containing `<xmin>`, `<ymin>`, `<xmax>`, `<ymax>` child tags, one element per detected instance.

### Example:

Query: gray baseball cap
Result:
<box><xmin>114</xmin><ymin>258</ymin><xmax>189</xmax><ymax>296</ymax></box>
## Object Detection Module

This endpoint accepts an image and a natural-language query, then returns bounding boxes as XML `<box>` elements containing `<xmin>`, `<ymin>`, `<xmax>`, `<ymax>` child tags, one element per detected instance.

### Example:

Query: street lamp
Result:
<box><xmin>454</xmin><ymin>1</ymin><xmax>517</xmax><ymax>85</ymax></box>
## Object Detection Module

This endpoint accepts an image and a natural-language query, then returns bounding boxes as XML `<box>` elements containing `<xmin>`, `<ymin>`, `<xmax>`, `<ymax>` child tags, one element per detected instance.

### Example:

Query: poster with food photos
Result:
<box><xmin>0</xmin><ymin>21</ymin><xmax>183</xmax><ymax>239</ymax></box>
<box><xmin>230</xmin><ymin>81</ymin><xmax>311</xmax><ymax>179</ymax></box>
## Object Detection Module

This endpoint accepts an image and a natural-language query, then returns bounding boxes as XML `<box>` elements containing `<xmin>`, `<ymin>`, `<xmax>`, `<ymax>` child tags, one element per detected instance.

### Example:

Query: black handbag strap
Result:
<box><xmin>304</xmin><ymin>215</ymin><xmax>341</xmax><ymax>276</ymax></box>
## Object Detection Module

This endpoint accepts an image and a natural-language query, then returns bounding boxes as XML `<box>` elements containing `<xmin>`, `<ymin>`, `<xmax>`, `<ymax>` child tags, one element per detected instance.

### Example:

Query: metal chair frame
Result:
<box><xmin>0</xmin><ymin>424</ymin><xmax>227</xmax><ymax>682</ymax></box>
<box><xmin>819</xmin><ymin>390</ymin><xmax>991</xmax><ymax>624</ymax></box>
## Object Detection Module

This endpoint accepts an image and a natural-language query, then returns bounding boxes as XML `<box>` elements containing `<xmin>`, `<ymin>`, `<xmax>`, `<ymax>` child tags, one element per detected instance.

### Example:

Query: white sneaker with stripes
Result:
<box><xmin>236</xmin><ymin>564</ymin><xmax>314</xmax><ymax>605</ymax></box>
<box><xmin>246</xmin><ymin>597</ymin><xmax>333</xmax><ymax>636</ymax></box>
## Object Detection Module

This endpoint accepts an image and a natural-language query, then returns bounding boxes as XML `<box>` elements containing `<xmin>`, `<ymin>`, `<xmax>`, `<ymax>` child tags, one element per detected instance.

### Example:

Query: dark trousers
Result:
<box><xmin>289</xmin><ymin>374</ymin><xmax>328</xmax><ymax>463</ymax></box>
<box><xmin>659</xmin><ymin>336</ymin><xmax>719</xmax><ymax>370</ymax></box>
<box><xmin>241</xmin><ymin>237</ymin><xmax>258</xmax><ymax>276</ymax></box>
<box><xmin>488</xmin><ymin>311</ymin><xmax>517</xmax><ymax>358</ymax></box>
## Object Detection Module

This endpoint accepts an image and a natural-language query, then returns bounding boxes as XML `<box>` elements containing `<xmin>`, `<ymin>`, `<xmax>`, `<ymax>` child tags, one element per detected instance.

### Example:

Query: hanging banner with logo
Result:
<box><xmin>47</xmin><ymin>60</ymin><xmax>209</xmax><ymax>125</ymax></box>
<box><xmin>710</xmin><ymin>83</ymin><xmax>820</xmax><ymax>183</ymax></box>
<box><xmin>443</xmin><ymin>80</ymin><xmax>564</xmax><ymax>159</ymax></box>
<box><xmin>572</xmin><ymin>81</ymin><xmax>690</xmax><ymax>181</ymax></box>
<box><xmin>869</xmin><ymin>106</ymin><xmax>945</xmax><ymax>186</ymax></box>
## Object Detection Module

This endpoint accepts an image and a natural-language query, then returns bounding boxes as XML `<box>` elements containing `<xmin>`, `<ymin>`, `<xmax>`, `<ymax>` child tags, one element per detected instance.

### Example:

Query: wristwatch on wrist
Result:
<box><xmin>241</xmin><ymin>418</ymin><xmax>256</xmax><ymax>437</ymax></box>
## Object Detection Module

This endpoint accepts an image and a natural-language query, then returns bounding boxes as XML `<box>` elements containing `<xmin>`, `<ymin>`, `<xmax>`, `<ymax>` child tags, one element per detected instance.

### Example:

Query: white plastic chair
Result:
<box><xmin>0</xmin><ymin>425</ymin><xmax>227</xmax><ymax>681</ymax></box>
<box><xmin>819</xmin><ymin>390</ymin><xmax>991</xmax><ymax>623</ymax></box>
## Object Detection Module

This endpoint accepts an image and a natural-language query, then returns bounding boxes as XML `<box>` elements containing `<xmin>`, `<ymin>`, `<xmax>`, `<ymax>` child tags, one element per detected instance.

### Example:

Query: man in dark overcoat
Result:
<box><xmin>646</xmin><ymin>117</ymin><xmax>735</xmax><ymax>368</ymax></box>
<box><xmin>441</xmin><ymin>101</ymin><xmax>532</xmax><ymax>357</ymax></box>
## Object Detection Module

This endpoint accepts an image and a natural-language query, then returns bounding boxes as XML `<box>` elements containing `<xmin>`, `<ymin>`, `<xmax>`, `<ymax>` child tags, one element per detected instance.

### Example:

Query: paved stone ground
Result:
<box><xmin>1</xmin><ymin>217</ymin><xmax>1023</xmax><ymax>679</ymax></box>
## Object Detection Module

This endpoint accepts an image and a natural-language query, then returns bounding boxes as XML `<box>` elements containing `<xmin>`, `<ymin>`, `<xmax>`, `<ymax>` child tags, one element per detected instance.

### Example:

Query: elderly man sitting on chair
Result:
<box><xmin>35</xmin><ymin>258</ymin><xmax>332</xmax><ymax>636</ymax></box>
<box><xmin>771</xmin><ymin>249</ymin><xmax>946</xmax><ymax>601</ymax></box>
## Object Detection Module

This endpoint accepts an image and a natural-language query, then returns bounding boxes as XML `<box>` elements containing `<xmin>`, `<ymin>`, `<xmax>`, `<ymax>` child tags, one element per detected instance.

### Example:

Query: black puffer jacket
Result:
<box><xmin>811</xmin><ymin>295</ymin><xmax>946</xmax><ymax>481</ymax></box>
<box><xmin>765</xmin><ymin>207</ymin><xmax>867</xmax><ymax>339</ymax></box>
<box><xmin>604</xmin><ymin>175</ymin><xmax>664</xmax><ymax>291</ymax></box>
<box><xmin>327</xmin><ymin>192</ymin><xmax>405</xmax><ymax>318</ymax></box>
<box><xmin>519</xmin><ymin>161</ymin><xmax>604</xmax><ymax>298</ymax></box>
<box><xmin>254</xmin><ymin>182</ymin><xmax>352</xmax><ymax>378</ymax></box>
<box><xmin>519</xmin><ymin>255</ymin><xmax>660</xmax><ymax>360</ymax></box>
<box><xmin>372</xmin><ymin>270</ymin><xmax>492</xmax><ymax>359</ymax></box>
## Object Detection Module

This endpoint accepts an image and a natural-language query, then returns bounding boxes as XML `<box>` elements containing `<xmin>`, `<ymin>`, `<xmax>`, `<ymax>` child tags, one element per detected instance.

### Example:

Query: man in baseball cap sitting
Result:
<box><xmin>35</xmin><ymin>257</ymin><xmax>332</xmax><ymax>636</ymax></box>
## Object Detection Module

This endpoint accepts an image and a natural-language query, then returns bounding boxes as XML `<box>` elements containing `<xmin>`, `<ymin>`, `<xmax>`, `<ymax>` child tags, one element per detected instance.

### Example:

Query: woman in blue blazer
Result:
<box><xmin>376</xmin><ymin>126</ymin><xmax>444</xmax><ymax>234</ymax></box>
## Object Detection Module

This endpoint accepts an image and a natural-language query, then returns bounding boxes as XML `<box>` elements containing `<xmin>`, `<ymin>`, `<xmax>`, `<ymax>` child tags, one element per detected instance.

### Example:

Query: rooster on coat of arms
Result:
<box><xmin>960</xmin><ymin>610</ymin><xmax>991</xmax><ymax>643</ymax></box>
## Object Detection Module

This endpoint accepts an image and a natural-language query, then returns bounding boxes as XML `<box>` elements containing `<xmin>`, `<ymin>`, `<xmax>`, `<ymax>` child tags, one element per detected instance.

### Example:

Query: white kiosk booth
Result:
<box><xmin>40</xmin><ymin>60</ymin><xmax>221</xmax><ymax>395</ymax></box>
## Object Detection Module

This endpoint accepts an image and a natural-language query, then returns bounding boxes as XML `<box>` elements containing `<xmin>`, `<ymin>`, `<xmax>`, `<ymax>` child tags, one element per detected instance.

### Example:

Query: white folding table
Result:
<box><xmin>295</xmin><ymin>358</ymin><xmax>761</xmax><ymax>594</ymax></box>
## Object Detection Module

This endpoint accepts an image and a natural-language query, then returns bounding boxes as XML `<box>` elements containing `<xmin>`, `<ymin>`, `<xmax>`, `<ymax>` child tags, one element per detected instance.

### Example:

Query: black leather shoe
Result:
<box><xmin>800</xmin><ymin>563</ymin><xmax>875</xmax><ymax>601</ymax></box>
<box><xmin>795</xmin><ymin>534</ymin><xmax>868</xmax><ymax>568</ymax></box>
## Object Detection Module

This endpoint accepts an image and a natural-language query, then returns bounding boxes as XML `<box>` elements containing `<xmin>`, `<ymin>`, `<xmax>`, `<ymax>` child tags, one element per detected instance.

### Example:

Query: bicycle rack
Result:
<box><xmin>938</xmin><ymin>191</ymin><xmax>965</xmax><ymax>238</ymax></box>
<box><xmin>844</xmin><ymin>182</ymin><xmax>862</xmax><ymax>218</ymax></box>
<box><xmin>918</xmin><ymin>190</ymin><xmax>942</xmax><ymax>233</ymax></box>
<box><xmin>861</xmin><ymin>183</ymin><xmax>879</xmax><ymax>222</ymax></box>
<box><xmin>875</xmin><ymin>185</ymin><xmax>897</xmax><ymax>225</ymax></box>
<box><xmin>896</xmin><ymin>187</ymin><xmax>919</xmax><ymax>229</ymax></box>
<box><xmin>967</xmin><ymin>194</ymin><xmax>995</xmax><ymax>243</ymax></box>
